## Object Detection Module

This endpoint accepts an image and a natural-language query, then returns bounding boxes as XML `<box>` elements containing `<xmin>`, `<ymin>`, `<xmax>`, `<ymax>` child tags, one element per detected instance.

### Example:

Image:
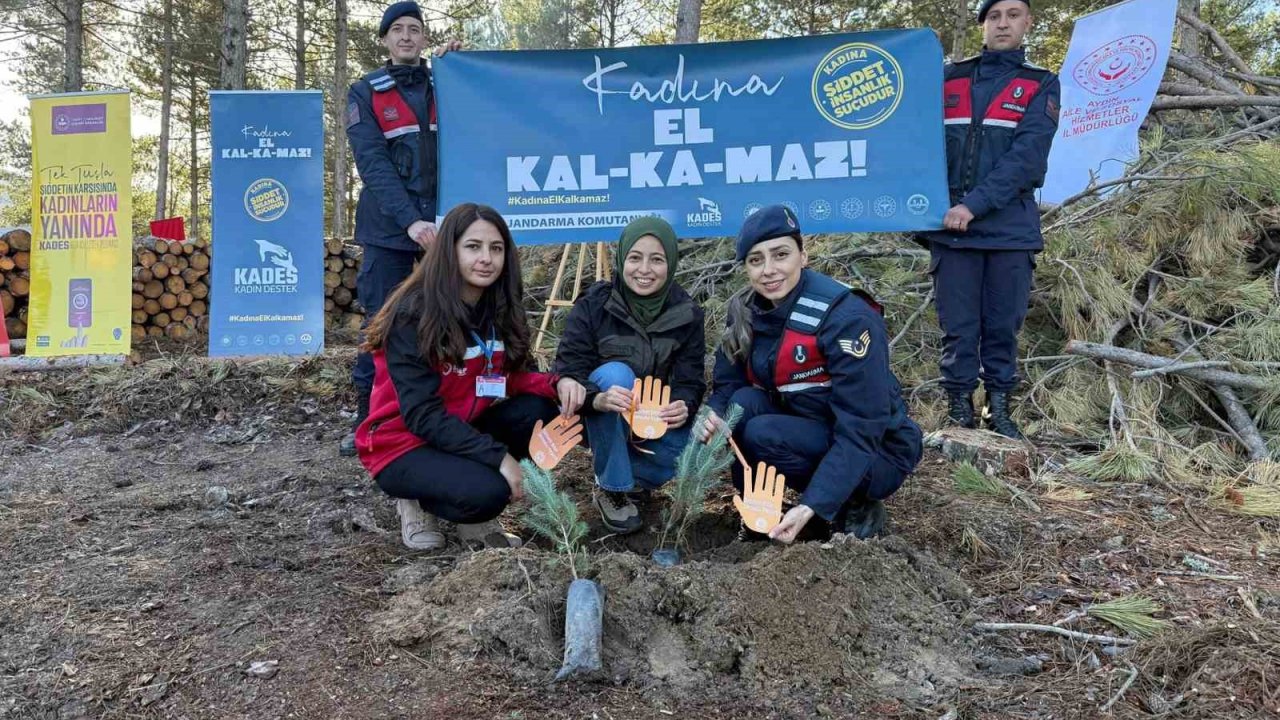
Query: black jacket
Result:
<box><xmin>554</xmin><ymin>280</ymin><xmax>706</xmax><ymax>417</ymax></box>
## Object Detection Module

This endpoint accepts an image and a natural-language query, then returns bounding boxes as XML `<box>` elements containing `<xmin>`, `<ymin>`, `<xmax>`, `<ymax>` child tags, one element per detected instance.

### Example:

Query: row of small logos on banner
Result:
<box><xmin>688</xmin><ymin>194</ymin><xmax>930</xmax><ymax>229</ymax></box>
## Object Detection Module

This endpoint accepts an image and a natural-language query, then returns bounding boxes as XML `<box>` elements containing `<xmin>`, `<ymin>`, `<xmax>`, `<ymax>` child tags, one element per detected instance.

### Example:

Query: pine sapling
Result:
<box><xmin>520</xmin><ymin>460</ymin><xmax>589</xmax><ymax>579</ymax></box>
<box><xmin>656</xmin><ymin>404</ymin><xmax>743</xmax><ymax>555</ymax></box>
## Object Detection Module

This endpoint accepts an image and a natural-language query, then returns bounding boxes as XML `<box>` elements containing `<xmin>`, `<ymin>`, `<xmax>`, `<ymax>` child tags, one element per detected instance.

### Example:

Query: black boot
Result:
<box><xmin>339</xmin><ymin>389</ymin><xmax>371</xmax><ymax>457</ymax></box>
<box><xmin>946</xmin><ymin>392</ymin><xmax>977</xmax><ymax>429</ymax></box>
<box><xmin>842</xmin><ymin>499</ymin><xmax>887</xmax><ymax>539</ymax></box>
<box><xmin>984</xmin><ymin>391</ymin><xmax>1024</xmax><ymax>440</ymax></box>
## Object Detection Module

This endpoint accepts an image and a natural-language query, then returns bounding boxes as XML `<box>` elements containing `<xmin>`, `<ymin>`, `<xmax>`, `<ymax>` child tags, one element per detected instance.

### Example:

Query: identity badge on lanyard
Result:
<box><xmin>471</xmin><ymin>328</ymin><xmax>507</xmax><ymax>399</ymax></box>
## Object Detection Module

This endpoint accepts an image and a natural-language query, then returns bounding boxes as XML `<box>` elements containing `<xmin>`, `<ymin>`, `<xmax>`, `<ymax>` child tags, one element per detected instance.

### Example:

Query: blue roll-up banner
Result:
<box><xmin>434</xmin><ymin>30</ymin><xmax>948</xmax><ymax>245</ymax></box>
<box><xmin>208</xmin><ymin>91</ymin><xmax>325</xmax><ymax>357</ymax></box>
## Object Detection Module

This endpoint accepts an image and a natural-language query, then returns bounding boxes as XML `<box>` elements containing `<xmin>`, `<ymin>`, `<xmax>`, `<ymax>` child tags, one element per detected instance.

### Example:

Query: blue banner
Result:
<box><xmin>434</xmin><ymin>31</ymin><xmax>947</xmax><ymax>245</ymax></box>
<box><xmin>208</xmin><ymin>91</ymin><xmax>325</xmax><ymax>357</ymax></box>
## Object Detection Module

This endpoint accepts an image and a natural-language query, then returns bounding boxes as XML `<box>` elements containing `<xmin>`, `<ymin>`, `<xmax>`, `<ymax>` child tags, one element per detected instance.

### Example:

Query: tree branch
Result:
<box><xmin>1065</xmin><ymin>340</ymin><xmax>1278</xmax><ymax>391</ymax></box>
<box><xmin>974</xmin><ymin>622</ymin><xmax>1138</xmax><ymax>646</ymax></box>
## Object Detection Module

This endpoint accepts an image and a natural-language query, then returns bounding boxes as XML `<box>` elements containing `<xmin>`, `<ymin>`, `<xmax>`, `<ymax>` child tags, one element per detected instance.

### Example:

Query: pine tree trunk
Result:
<box><xmin>63</xmin><ymin>0</ymin><xmax>84</xmax><ymax>92</ymax></box>
<box><xmin>952</xmin><ymin>0</ymin><xmax>968</xmax><ymax>61</ymax></box>
<box><xmin>294</xmin><ymin>0</ymin><xmax>306</xmax><ymax>89</ymax></box>
<box><xmin>1179</xmin><ymin>0</ymin><xmax>1201</xmax><ymax>60</ymax></box>
<box><xmin>674</xmin><ymin>0</ymin><xmax>702</xmax><ymax>43</ymax></box>
<box><xmin>219</xmin><ymin>0</ymin><xmax>249</xmax><ymax>90</ymax></box>
<box><xmin>156</xmin><ymin>0</ymin><xmax>174</xmax><ymax>219</ymax></box>
<box><xmin>332</xmin><ymin>0</ymin><xmax>349</xmax><ymax>238</ymax></box>
<box><xmin>189</xmin><ymin>76</ymin><xmax>200</xmax><ymax>241</ymax></box>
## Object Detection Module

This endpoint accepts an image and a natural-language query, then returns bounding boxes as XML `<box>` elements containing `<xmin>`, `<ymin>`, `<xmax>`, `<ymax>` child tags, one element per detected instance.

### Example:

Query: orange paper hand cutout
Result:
<box><xmin>627</xmin><ymin>376</ymin><xmax>670</xmax><ymax>440</ymax></box>
<box><xmin>733</xmin><ymin>460</ymin><xmax>785</xmax><ymax>534</ymax></box>
<box><xmin>727</xmin><ymin>439</ymin><xmax>783</xmax><ymax>533</ymax></box>
<box><xmin>529</xmin><ymin>414</ymin><xmax>584</xmax><ymax>470</ymax></box>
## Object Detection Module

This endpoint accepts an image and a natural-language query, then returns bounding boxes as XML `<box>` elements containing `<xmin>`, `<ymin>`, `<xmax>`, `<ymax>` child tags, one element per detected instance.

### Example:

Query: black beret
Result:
<box><xmin>978</xmin><ymin>0</ymin><xmax>1030</xmax><ymax>23</ymax></box>
<box><xmin>736</xmin><ymin>205</ymin><xmax>802</xmax><ymax>261</ymax></box>
<box><xmin>380</xmin><ymin>1</ymin><xmax>424</xmax><ymax>37</ymax></box>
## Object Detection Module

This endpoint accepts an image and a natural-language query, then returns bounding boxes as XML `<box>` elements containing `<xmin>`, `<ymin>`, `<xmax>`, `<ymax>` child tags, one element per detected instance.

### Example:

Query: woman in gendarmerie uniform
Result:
<box><xmin>698</xmin><ymin>205</ymin><xmax>923</xmax><ymax>543</ymax></box>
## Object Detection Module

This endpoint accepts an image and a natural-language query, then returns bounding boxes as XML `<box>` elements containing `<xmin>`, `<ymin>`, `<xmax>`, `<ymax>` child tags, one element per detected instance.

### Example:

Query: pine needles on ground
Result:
<box><xmin>1087</xmin><ymin>596</ymin><xmax>1169</xmax><ymax>638</ymax></box>
<box><xmin>1067</xmin><ymin>443</ymin><xmax>1158</xmax><ymax>482</ymax></box>
<box><xmin>656</xmin><ymin>404</ymin><xmax>743</xmax><ymax>553</ymax></box>
<box><xmin>520</xmin><ymin>460</ymin><xmax>589</xmax><ymax>578</ymax></box>
<box><xmin>952</xmin><ymin>462</ymin><xmax>1007</xmax><ymax>497</ymax></box>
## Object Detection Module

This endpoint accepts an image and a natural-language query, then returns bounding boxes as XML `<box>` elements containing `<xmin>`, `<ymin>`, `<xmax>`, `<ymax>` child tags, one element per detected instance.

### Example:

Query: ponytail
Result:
<box><xmin>720</xmin><ymin>286</ymin><xmax>754</xmax><ymax>364</ymax></box>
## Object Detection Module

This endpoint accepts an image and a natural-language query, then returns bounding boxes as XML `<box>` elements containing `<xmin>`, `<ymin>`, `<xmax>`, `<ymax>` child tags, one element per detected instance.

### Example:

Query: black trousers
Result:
<box><xmin>374</xmin><ymin>394</ymin><xmax>559</xmax><ymax>523</ymax></box>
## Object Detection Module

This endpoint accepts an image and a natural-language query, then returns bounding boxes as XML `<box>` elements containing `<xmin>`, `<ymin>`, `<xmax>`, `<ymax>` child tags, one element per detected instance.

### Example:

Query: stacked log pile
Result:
<box><xmin>0</xmin><ymin>228</ymin><xmax>30</xmax><ymax>339</ymax></box>
<box><xmin>131</xmin><ymin>237</ymin><xmax>210</xmax><ymax>343</ymax></box>
<box><xmin>324</xmin><ymin>237</ymin><xmax>363</xmax><ymax>333</ymax></box>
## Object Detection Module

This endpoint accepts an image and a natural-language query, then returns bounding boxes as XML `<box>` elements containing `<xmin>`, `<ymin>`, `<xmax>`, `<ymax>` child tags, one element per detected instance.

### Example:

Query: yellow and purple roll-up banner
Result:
<box><xmin>27</xmin><ymin>90</ymin><xmax>133</xmax><ymax>356</ymax></box>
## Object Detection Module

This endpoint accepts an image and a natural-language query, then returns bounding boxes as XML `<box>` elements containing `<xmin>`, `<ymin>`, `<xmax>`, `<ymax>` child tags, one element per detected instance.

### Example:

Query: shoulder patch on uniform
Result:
<box><xmin>1046</xmin><ymin>96</ymin><xmax>1060</xmax><ymax>122</ymax></box>
<box><xmin>839</xmin><ymin>330</ymin><xmax>872</xmax><ymax>359</ymax></box>
<box><xmin>1022</xmin><ymin>60</ymin><xmax>1048</xmax><ymax>71</ymax></box>
<box><xmin>346</xmin><ymin>101</ymin><xmax>360</xmax><ymax>128</ymax></box>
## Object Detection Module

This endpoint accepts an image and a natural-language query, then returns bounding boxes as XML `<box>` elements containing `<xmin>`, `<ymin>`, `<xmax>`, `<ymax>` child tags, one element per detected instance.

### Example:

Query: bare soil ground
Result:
<box><xmin>2</xmin><ymin>359</ymin><xmax>1278</xmax><ymax>719</ymax></box>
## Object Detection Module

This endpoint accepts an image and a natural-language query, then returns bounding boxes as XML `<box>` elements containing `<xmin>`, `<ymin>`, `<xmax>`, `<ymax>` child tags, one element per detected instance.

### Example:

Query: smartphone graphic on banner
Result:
<box><xmin>68</xmin><ymin>278</ymin><xmax>92</xmax><ymax>328</ymax></box>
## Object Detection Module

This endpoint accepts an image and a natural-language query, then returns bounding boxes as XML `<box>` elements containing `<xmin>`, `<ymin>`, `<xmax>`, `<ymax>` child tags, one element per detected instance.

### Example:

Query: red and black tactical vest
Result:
<box><xmin>747</xmin><ymin>274</ymin><xmax>883</xmax><ymax>395</ymax></box>
<box><xmin>365</xmin><ymin>67</ymin><xmax>437</xmax><ymax>139</ymax></box>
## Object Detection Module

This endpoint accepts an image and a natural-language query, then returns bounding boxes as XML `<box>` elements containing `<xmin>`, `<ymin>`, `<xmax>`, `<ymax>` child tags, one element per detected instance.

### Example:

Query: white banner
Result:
<box><xmin>1040</xmin><ymin>0</ymin><xmax>1177</xmax><ymax>204</ymax></box>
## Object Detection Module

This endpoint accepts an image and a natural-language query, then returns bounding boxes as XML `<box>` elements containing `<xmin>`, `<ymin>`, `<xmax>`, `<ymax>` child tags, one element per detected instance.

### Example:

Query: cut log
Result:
<box><xmin>188</xmin><ymin>299</ymin><xmax>206</xmax><ymax>317</ymax></box>
<box><xmin>131</xmin><ymin>293</ymin><xmax>145</xmax><ymax>310</ymax></box>
<box><xmin>0</xmin><ymin>289</ymin><xmax>13</xmax><ymax>315</ymax></box>
<box><xmin>170</xmin><ymin>306</ymin><xmax>188</xmax><ymax>322</ymax></box>
<box><xmin>159</xmin><ymin>292</ymin><xmax>178</xmax><ymax>310</ymax></box>
<box><xmin>13</xmin><ymin>252</ymin><xmax>29</xmax><ymax>270</ymax></box>
<box><xmin>132</xmin><ymin>281</ymin><xmax>144</xmax><ymax>293</ymax></box>
<box><xmin>7</xmin><ymin>229</ymin><xmax>30</xmax><ymax>252</ymax></box>
<box><xmin>137</xmin><ymin>250</ymin><xmax>157</xmax><ymax>268</ymax></box>
<box><xmin>9</xmin><ymin>275</ymin><xmax>29</xmax><ymax>297</ymax></box>
<box><xmin>324</xmin><ymin>297</ymin><xmax>336</xmax><ymax>312</ymax></box>
<box><xmin>131</xmin><ymin>309</ymin><xmax>148</xmax><ymax>325</ymax></box>
<box><xmin>178</xmin><ymin>290</ymin><xmax>194</xmax><ymax>307</ymax></box>
<box><xmin>162</xmin><ymin>253</ymin><xmax>180</xmax><ymax>268</ymax></box>
<box><xmin>147</xmin><ymin>325</ymin><xmax>164</xmax><ymax>338</ymax></box>
<box><xmin>326</xmin><ymin>256</ymin><xmax>344</xmax><ymax>273</ymax></box>
<box><xmin>325</xmin><ymin>237</ymin><xmax>344</xmax><ymax>255</ymax></box>
<box><xmin>131</xmin><ymin>325</ymin><xmax>146</xmax><ymax>343</ymax></box>
<box><xmin>143</xmin><ymin>299</ymin><xmax>161</xmax><ymax>315</ymax></box>
<box><xmin>153</xmin><ymin>238</ymin><xmax>168</xmax><ymax>253</ymax></box>
<box><xmin>0</xmin><ymin>238</ymin><xmax>8</xmax><ymax>255</ymax></box>
<box><xmin>0</xmin><ymin>257</ymin><xmax>13</xmax><ymax>272</ymax></box>
<box><xmin>332</xmin><ymin>286</ymin><xmax>352</xmax><ymax>307</ymax></box>
<box><xmin>341</xmin><ymin>267</ymin><xmax>358</xmax><ymax>289</ymax></box>
<box><xmin>180</xmin><ymin>267</ymin><xmax>206</xmax><ymax>284</ymax></box>
<box><xmin>181</xmin><ymin>241</ymin><xmax>194</xmax><ymax>255</ymax></box>
<box><xmin>153</xmin><ymin>312</ymin><xmax>171</xmax><ymax>327</ymax></box>
<box><xmin>165</xmin><ymin>323</ymin><xmax>190</xmax><ymax>340</ymax></box>
<box><xmin>6</xmin><ymin>317</ymin><xmax>27</xmax><ymax>338</ymax></box>
<box><xmin>192</xmin><ymin>315</ymin><xmax>206</xmax><ymax>331</ymax></box>
<box><xmin>190</xmin><ymin>253</ymin><xmax>209</xmax><ymax>271</ymax></box>
<box><xmin>924</xmin><ymin>427</ymin><xmax>1034</xmax><ymax>478</ymax></box>
<box><xmin>152</xmin><ymin>261</ymin><xmax>171</xmax><ymax>279</ymax></box>
<box><xmin>324</xmin><ymin>271</ymin><xmax>341</xmax><ymax>289</ymax></box>
<box><xmin>143</xmin><ymin>280</ymin><xmax>164</xmax><ymax>299</ymax></box>
<box><xmin>189</xmin><ymin>281</ymin><xmax>208</xmax><ymax>300</ymax></box>
<box><xmin>174</xmin><ymin>255</ymin><xmax>189</xmax><ymax>271</ymax></box>
<box><xmin>343</xmin><ymin>257</ymin><xmax>356</xmax><ymax>268</ymax></box>
<box><xmin>165</xmin><ymin>275</ymin><xmax>185</xmax><ymax>295</ymax></box>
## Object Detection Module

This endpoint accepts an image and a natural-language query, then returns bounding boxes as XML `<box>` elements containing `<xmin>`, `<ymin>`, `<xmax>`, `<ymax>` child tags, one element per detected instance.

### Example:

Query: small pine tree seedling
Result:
<box><xmin>520</xmin><ymin>460</ymin><xmax>589</xmax><ymax>579</ymax></box>
<box><xmin>656</xmin><ymin>404</ymin><xmax>744</xmax><ymax>553</ymax></box>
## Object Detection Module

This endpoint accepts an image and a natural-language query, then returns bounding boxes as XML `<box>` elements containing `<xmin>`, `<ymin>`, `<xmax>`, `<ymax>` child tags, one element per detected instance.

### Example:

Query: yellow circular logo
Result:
<box><xmin>812</xmin><ymin>43</ymin><xmax>904</xmax><ymax>130</ymax></box>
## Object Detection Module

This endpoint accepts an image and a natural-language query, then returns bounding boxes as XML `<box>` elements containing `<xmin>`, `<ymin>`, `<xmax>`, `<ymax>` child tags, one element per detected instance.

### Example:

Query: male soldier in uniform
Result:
<box><xmin>340</xmin><ymin>1</ymin><xmax>461</xmax><ymax>455</ymax></box>
<box><xmin>924</xmin><ymin>0</ymin><xmax>1059</xmax><ymax>439</ymax></box>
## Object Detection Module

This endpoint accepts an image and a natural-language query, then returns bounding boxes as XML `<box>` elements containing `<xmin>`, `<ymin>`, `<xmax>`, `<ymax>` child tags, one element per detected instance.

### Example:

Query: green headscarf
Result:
<box><xmin>614</xmin><ymin>216</ymin><xmax>680</xmax><ymax>328</ymax></box>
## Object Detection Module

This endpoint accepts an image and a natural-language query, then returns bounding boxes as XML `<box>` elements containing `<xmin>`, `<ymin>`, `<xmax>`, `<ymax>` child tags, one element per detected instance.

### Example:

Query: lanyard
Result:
<box><xmin>469</xmin><ymin>327</ymin><xmax>498</xmax><ymax>374</ymax></box>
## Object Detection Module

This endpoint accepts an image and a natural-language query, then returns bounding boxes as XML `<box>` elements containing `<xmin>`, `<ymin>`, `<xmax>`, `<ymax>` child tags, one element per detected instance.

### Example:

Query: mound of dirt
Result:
<box><xmin>371</xmin><ymin>534</ymin><xmax>976</xmax><ymax>707</ymax></box>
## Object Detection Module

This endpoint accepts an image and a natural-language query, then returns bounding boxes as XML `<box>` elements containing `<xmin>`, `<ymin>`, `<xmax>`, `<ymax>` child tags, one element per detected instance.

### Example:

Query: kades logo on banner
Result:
<box><xmin>235</xmin><ymin>239</ymin><xmax>299</xmax><ymax>294</ymax></box>
<box><xmin>687</xmin><ymin>197</ymin><xmax>722</xmax><ymax>227</ymax></box>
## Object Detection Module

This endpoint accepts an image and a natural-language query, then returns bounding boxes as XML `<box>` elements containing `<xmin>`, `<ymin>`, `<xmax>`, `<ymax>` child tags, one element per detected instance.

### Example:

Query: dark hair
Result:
<box><xmin>363</xmin><ymin>203</ymin><xmax>532</xmax><ymax>371</ymax></box>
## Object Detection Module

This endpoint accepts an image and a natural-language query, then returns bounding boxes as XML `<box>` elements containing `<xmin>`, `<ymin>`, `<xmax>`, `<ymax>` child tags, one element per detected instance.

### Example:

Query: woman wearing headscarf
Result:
<box><xmin>554</xmin><ymin>217</ymin><xmax>706</xmax><ymax>535</ymax></box>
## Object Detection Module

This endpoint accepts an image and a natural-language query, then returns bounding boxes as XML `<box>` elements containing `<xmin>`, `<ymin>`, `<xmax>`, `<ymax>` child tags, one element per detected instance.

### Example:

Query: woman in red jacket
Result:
<box><xmin>356</xmin><ymin>203</ymin><xmax>586</xmax><ymax>550</ymax></box>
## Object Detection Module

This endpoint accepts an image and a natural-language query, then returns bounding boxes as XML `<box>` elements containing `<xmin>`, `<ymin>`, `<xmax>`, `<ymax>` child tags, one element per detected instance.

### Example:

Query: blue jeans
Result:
<box><xmin>585</xmin><ymin>362</ymin><xmax>691</xmax><ymax>492</ymax></box>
